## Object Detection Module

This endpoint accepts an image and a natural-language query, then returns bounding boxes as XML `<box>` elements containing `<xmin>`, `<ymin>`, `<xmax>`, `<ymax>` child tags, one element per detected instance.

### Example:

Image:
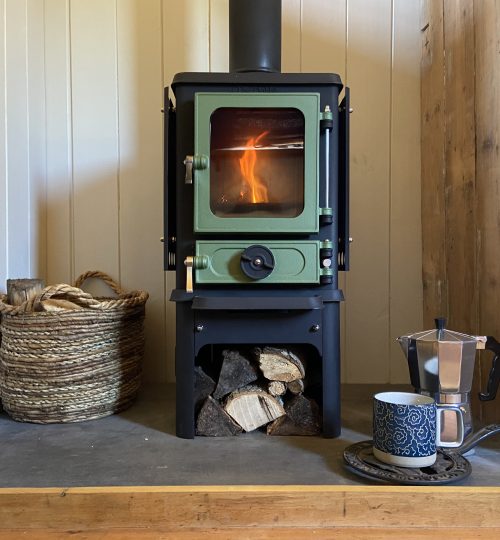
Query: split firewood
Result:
<box><xmin>224</xmin><ymin>385</ymin><xmax>285</xmax><ymax>432</ymax></box>
<box><xmin>194</xmin><ymin>366</ymin><xmax>216</xmax><ymax>411</ymax></box>
<box><xmin>267</xmin><ymin>394</ymin><xmax>321</xmax><ymax>436</ymax></box>
<box><xmin>287</xmin><ymin>379</ymin><xmax>305</xmax><ymax>395</ymax></box>
<box><xmin>213</xmin><ymin>349</ymin><xmax>258</xmax><ymax>399</ymax></box>
<box><xmin>40</xmin><ymin>299</ymin><xmax>83</xmax><ymax>312</ymax></box>
<box><xmin>7</xmin><ymin>279</ymin><xmax>44</xmax><ymax>306</ymax></box>
<box><xmin>196</xmin><ymin>396</ymin><xmax>243</xmax><ymax>436</ymax></box>
<box><xmin>254</xmin><ymin>347</ymin><xmax>306</xmax><ymax>382</ymax></box>
<box><xmin>267</xmin><ymin>380</ymin><xmax>287</xmax><ymax>397</ymax></box>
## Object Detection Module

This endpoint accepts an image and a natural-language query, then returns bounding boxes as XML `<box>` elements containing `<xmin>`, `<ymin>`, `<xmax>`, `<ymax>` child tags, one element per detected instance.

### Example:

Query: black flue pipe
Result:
<box><xmin>229</xmin><ymin>0</ymin><xmax>282</xmax><ymax>73</ymax></box>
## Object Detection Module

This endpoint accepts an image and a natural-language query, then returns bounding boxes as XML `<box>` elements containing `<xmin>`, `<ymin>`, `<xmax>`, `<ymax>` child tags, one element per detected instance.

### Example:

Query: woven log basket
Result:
<box><xmin>0</xmin><ymin>271</ymin><xmax>149</xmax><ymax>423</ymax></box>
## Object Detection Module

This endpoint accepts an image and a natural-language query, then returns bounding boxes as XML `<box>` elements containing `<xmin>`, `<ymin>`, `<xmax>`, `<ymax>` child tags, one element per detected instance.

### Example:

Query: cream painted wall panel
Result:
<box><xmin>302</xmin><ymin>0</ymin><xmax>346</xmax><ymax>77</ymax></box>
<box><xmin>5</xmin><ymin>0</ymin><xmax>31</xmax><ymax>281</ymax></box>
<box><xmin>210</xmin><ymin>0</ymin><xmax>228</xmax><ymax>72</ymax></box>
<box><xmin>70</xmin><ymin>0</ymin><xmax>120</xmax><ymax>293</ymax></box>
<box><xmin>163</xmin><ymin>0</ymin><xmax>209</xmax><ymax>381</ymax></box>
<box><xmin>117</xmin><ymin>0</ymin><xmax>167</xmax><ymax>382</ymax></box>
<box><xmin>0</xmin><ymin>0</ymin><xmax>7</xmax><ymax>293</ymax></box>
<box><xmin>27</xmin><ymin>0</ymin><xmax>47</xmax><ymax>281</ymax></box>
<box><xmin>345</xmin><ymin>0</ymin><xmax>392</xmax><ymax>383</ymax></box>
<box><xmin>44</xmin><ymin>0</ymin><xmax>72</xmax><ymax>286</ymax></box>
<box><xmin>301</xmin><ymin>0</ymin><xmax>348</xmax><ymax>381</ymax></box>
<box><xmin>390</xmin><ymin>0</ymin><xmax>422</xmax><ymax>382</ymax></box>
<box><xmin>282</xmin><ymin>0</ymin><xmax>301</xmax><ymax>72</ymax></box>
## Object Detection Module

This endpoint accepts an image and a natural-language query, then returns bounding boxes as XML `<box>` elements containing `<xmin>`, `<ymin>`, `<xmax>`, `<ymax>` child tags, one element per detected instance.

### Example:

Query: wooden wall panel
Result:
<box><xmin>44</xmin><ymin>0</ymin><xmax>73</xmax><ymax>286</ymax></box>
<box><xmin>69</xmin><ymin>0</ymin><xmax>120</xmax><ymax>294</ymax></box>
<box><xmin>5</xmin><ymin>0</ymin><xmax>31</xmax><ymax>279</ymax></box>
<box><xmin>389</xmin><ymin>0</ymin><xmax>423</xmax><ymax>381</ymax></box>
<box><xmin>0</xmin><ymin>0</ymin><xmax>7</xmax><ymax>293</ymax></box>
<box><xmin>420</xmin><ymin>0</ymin><xmax>447</xmax><ymax>328</ymax></box>
<box><xmin>27</xmin><ymin>0</ymin><xmax>47</xmax><ymax>281</ymax></box>
<box><xmin>422</xmin><ymin>0</ymin><xmax>500</xmax><ymax>422</ymax></box>
<box><xmin>162</xmin><ymin>0</ymin><xmax>209</xmax><ymax>381</ymax></box>
<box><xmin>474</xmin><ymin>0</ymin><xmax>500</xmax><ymax>424</ymax></box>
<box><xmin>345</xmin><ymin>0</ymin><xmax>392</xmax><ymax>383</ymax></box>
<box><xmin>2</xmin><ymin>0</ymin><xmax>422</xmax><ymax>384</ymax></box>
<box><xmin>117</xmin><ymin>0</ymin><xmax>166</xmax><ymax>381</ymax></box>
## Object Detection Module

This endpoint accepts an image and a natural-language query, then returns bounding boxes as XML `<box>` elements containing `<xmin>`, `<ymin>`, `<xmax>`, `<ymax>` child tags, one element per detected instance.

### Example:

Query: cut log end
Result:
<box><xmin>255</xmin><ymin>347</ymin><xmax>306</xmax><ymax>382</ymax></box>
<box><xmin>196</xmin><ymin>396</ymin><xmax>243</xmax><ymax>436</ymax></box>
<box><xmin>6</xmin><ymin>279</ymin><xmax>44</xmax><ymax>306</ymax></box>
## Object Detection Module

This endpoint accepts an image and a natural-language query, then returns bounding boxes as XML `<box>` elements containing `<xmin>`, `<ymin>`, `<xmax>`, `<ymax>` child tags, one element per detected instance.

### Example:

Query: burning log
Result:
<box><xmin>196</xmin><ymin>396</ymin><xmax>243</xmax><ymax>437</ymax></box>
<box><xmin>267</xmin><ymin>394</ymin><xmax>321</xmax><ymax>436</ymax></box>
<box><xmin>213</xmin><ymin>349</ymin><xmax>258</xmax><ymax>399</ymax></box>
<box><xmin>255</xmin><ymin>347</ymin><xmax>306</xmax><ymax>382</ymax></box>
<box><xmin>224</xmin><ymin>385</ymin><xmax>285</xmax><ymax>432</ymax></box>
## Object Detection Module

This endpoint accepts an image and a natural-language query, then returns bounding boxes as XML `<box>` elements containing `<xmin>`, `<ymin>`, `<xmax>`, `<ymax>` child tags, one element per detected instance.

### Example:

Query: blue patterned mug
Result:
<box><xmin>373</xmin><ymin>392</ymin><xmax>461</xmax><ymax>468</ymax></box>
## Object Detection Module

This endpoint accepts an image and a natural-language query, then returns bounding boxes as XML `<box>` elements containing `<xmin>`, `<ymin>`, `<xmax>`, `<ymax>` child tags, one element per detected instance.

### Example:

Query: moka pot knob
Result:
<box><xmin>240</xmin><ymin>245</ymin><xmax>275</xmax><ymax>280</ymax></box>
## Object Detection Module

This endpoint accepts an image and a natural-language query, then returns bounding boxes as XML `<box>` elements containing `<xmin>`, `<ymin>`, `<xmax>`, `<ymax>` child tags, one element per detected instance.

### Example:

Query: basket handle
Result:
<box><xmin>74</xmin><ymin>271</ymin><xmax>125</xmax><ymax>296</ymax></box>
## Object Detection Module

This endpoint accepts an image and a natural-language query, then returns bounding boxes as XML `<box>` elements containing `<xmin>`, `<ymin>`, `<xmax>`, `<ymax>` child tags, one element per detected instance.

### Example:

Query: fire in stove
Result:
<box><xmin>239</xmin><ymin>130</ymin><xmax>270</xmax><ymax>204</ymax></box>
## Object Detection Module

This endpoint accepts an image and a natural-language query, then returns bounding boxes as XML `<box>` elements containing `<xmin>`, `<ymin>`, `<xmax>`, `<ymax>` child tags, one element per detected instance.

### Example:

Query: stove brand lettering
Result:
<box><xmin>232</xmin><ymin>86</ymin><xmax>276</xmax><ymax>93</ymax></box>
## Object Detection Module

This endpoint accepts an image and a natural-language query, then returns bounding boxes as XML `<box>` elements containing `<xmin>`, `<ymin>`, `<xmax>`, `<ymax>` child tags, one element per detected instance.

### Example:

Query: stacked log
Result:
<box><xmin>196</xmin><ymin>347</ymin><xmax>321</xmax><ymax>436</ymax></box>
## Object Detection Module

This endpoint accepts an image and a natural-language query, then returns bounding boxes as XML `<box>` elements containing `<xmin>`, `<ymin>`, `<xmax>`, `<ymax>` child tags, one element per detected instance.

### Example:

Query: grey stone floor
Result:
<box><xmin>0</xmin><ymin>384</ymin><xmax>499</xmax><ymax>487</ymax></box>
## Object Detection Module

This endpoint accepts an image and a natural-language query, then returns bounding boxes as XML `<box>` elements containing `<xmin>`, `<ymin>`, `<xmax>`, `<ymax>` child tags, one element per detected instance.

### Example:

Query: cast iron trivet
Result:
<box><xmin>343</xmin><ymin>440</ymin><xmax>471</xmax><ymax>485</ymax></box>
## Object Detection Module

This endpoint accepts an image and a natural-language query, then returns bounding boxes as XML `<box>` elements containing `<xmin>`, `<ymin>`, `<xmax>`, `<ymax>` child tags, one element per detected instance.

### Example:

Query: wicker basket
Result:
<box><xmin>0</xmin><ymin>271</ymin><xmax>149</xmax><ymax>423</ymax></box>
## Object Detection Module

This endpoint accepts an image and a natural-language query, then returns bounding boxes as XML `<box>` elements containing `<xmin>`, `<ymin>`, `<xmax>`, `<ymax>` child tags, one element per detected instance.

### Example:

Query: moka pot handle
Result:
<box><xmin>479</xmin><ymin>336</ymin><xmax>500</xmax><ymax>401</ymax></box>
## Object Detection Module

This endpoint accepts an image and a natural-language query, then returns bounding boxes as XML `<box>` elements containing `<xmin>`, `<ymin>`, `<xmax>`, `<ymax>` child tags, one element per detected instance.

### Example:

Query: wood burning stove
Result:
<box><xmin>164</xmin><ymin>0</ymin><xmax>350</xmax><ymax>439</ymax></box>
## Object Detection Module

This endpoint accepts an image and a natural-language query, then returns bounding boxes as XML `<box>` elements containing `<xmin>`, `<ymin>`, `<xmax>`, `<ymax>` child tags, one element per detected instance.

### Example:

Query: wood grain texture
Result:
<box><xmin>0</xmin><ymin>527</ymin><xmax>499</xmax><ymax>539</ymax></box>
<box><xmin>1</xmin><ymin>486</ymin><xmax>500</xmax><ymax>530</ymax></box>
<box><xmin>474</xmin><ymin>0</ymin><xmax>500</xmax><ymax>425</ymax></box>
<box><xmin>421</xmin><ymin>0</ymin><xmax>447</xmax><ymax>328</ymax></box>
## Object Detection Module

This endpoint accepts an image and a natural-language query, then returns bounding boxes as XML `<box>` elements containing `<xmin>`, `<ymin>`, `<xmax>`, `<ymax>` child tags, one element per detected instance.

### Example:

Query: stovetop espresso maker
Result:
<box><xmin>398</xmin><ymin>318</ymin><xmax>500</xmax><ymax>453</ymax></box>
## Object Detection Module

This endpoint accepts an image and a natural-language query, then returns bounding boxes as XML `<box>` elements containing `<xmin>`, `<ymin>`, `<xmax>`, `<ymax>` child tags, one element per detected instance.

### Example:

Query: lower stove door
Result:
<box><xmin>195</xmin><ymin>240</ymin><xmax>331</xmax><ymax>285</ymax></box>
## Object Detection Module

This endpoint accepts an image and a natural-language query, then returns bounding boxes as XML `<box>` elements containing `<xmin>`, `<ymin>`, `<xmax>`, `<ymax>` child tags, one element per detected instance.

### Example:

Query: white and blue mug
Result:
<box><xmin>373</xmin><ymin>392</ymin><xmax>464</xmax><ymax>468</ymax></box>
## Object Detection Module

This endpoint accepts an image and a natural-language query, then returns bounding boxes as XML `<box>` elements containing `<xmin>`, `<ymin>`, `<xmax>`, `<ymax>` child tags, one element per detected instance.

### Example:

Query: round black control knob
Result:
<box><xmin>240</xmin><ymin>245</ymin><xmax>275</xmax><ymax>280</ymax></box>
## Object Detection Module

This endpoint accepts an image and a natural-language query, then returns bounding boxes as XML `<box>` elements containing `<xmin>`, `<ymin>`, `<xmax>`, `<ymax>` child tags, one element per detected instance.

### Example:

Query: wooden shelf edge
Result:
<box><xmin>1</xmin><ymin>485</ymin><xmax>500</xmax><ymax>530</ymax></box>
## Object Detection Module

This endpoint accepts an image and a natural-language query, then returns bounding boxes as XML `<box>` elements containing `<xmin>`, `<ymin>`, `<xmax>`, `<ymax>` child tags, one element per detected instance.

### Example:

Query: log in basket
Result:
<box><xmin>0</xmin><ymin>271</ymin><xmax>149</xmax><ymax>423</ymax></box>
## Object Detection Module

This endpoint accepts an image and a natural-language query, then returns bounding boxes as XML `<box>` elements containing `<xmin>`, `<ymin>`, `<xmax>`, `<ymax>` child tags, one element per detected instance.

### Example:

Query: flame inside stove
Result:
<box><xmin>239</xmin><ymin>130</ymin><xmax>269</xmax><ymax>203</ymax></box>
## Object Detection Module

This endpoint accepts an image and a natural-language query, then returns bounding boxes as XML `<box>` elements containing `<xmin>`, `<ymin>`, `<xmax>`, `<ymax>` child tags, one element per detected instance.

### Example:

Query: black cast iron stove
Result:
<box><xmin>164</xmin><ymin>0</ymin><xmax>350</xmax><ymax>438</ymax></box>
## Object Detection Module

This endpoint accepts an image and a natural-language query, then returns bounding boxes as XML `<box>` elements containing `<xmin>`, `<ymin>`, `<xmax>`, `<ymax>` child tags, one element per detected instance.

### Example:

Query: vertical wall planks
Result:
<box><xmin>69</xmin><ymin>0</ymin><xmax>120</xmax><ymax>292</ymax></box>
<box><xmin>345</xmin><ymin>0</ymin><xmax>392</xmax><ymax>383</ymax></box>
<box><xmin>27</xmin><ymin>0</ymin><xmax>47</xmax><ymax>281</ymax></box>
<box><xmin>389</xmin><ymin>0</ymin><xmax>423</xmax><ymax>382</ymax></box>
<box><xmin>117</xmin><ymin>0</ymin><xmax>166</xmax><ymax>382</ymax></box>
<box><xmin>5</xmin><ymin>0</ymin><xmax>31</xmax><ymax>280</ymax></box>
<box><xmin>282</xmin><ymin>0</ymin><xmax>301</xmax><ymax>72</ymax></box>
<box><xmin>443</xmin><ymin>0</ymin><xmax>476</xmax><ymax>335</ymax></box>
<box><xmin>420</xmin><ymin>0</ymin><xmax>447</xmax><ymax>329</ymax></box>
<box><xmin>474</xmin><ymin>0</ymin><xmax>500</xmax><ymax>425</ymax></box>
<box><xmin>209</xmin><ymin>0</ymin><xmax>229</xmax><ymax>72</ymax></box>
<box><xmin>44</xmin><ymin>0</ymin><xmax>72</xmax><ymax>286</ymax></box>
<box><xmin>0</xmin><ymin>0</ymin><xmax>7</xmax><ymax>292</ymax></box>
<box><xmin>162</xmin><ymin>0</ymin><xmax>210</xmax><ymax>381</ymax></box>
<box><xmin>301</xmin><ymin>0</ymin><xmax>346</xmax><ymax>77</ymax></box>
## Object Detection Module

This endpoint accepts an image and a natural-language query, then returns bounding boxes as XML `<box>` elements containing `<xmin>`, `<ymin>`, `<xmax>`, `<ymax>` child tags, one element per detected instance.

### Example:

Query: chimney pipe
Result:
<box><xmin>229</xmin><ymin>0</ymin><xmax>282</xmax><ymax>73</ymax></box>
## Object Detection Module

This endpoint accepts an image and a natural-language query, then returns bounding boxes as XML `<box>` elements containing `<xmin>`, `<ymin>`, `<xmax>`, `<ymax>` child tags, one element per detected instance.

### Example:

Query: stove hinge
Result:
<box><xmin>319</xmin><ymin>106</ymin><xmax>334</xmax><ymax>227</ymax></box>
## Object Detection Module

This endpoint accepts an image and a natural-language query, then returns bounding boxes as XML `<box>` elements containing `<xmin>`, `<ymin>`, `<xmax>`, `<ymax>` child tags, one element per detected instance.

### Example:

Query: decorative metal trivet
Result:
<box><xmin>343</xmin><ymin>440</ymin><xmax>471</xmax><ymax>485</ymax></box>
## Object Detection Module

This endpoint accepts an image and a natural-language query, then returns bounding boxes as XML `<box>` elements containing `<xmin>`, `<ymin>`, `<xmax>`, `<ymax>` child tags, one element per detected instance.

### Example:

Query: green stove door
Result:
<box><xmin>194</xmin><ymin>92</ymin><xmax>320</xmax><ymax>234</ymax></box>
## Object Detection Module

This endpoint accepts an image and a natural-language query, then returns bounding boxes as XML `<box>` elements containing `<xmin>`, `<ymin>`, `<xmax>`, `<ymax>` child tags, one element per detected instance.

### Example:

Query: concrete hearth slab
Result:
<box><xmin>0</xmin><ymin>384</ymin><xmax>499</xmax><ymax>487</ymax></box>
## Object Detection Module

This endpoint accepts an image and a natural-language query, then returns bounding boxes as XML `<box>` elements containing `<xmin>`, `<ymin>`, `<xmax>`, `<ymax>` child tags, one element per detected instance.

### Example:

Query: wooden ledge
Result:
<box><xmin>1</xmin><ymin>485</ymin><xmax>500</xmax><ymax>534</ymax></box>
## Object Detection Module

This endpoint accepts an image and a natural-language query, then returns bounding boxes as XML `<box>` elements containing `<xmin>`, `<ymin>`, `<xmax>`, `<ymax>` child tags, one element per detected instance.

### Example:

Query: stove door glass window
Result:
<box><xmin>210</xmin><ymin>108</ymin><xmax>305</xmax><ymax>218</ymax></box>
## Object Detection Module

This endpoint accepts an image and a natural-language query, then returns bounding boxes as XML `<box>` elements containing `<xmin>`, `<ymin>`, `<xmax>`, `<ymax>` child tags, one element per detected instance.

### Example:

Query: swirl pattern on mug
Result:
<box><xmin>373</xmin><ymin>400</ymin><xmax>436</xmax><ymax>458</ymax></box>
